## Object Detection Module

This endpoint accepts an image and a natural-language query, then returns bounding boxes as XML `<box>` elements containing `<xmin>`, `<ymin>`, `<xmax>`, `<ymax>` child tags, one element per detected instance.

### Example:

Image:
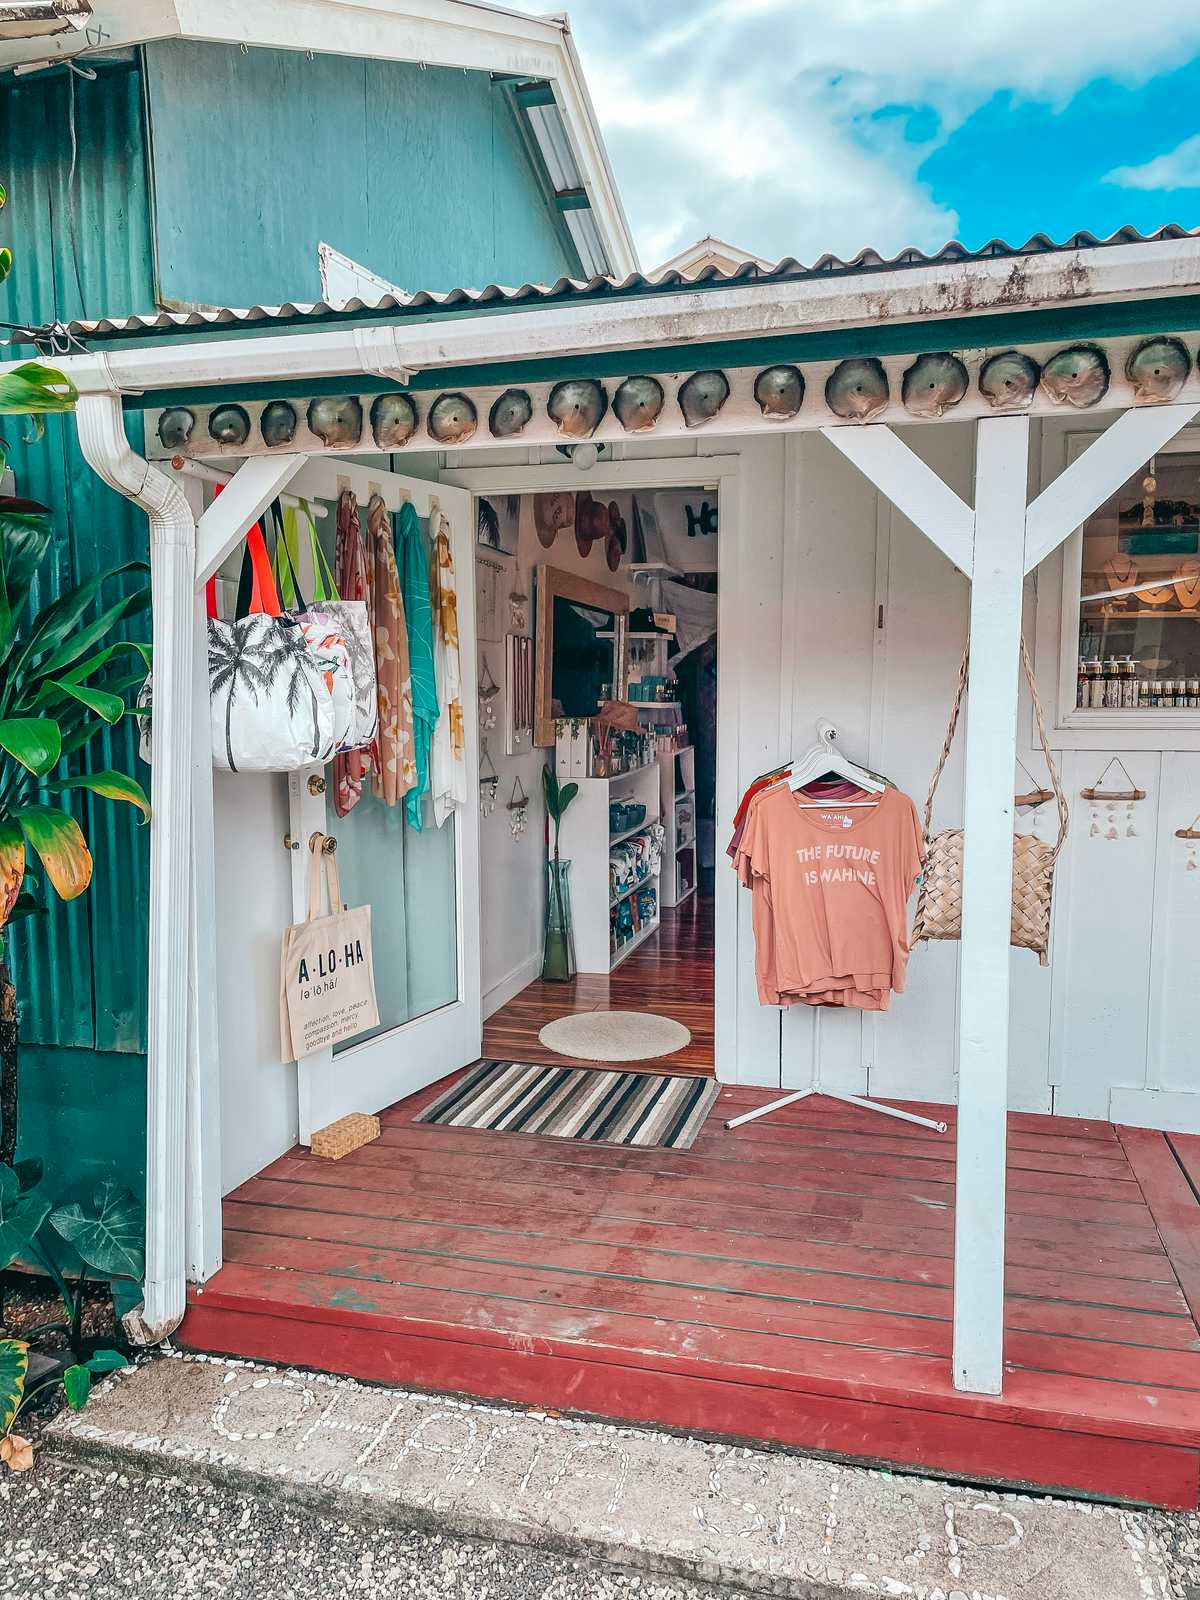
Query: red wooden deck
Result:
<box><xmin>181</xmin><ymin>1082</ymin><xmax>1200</xmax><ymax>1510</ymax></box>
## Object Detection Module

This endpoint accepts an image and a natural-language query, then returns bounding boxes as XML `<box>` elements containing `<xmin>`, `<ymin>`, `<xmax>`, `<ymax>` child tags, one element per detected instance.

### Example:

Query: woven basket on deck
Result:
<box><xmin>911</xmin><ymin>638</ymin><xmax>1068</xmax><ymax>966</ymax></box>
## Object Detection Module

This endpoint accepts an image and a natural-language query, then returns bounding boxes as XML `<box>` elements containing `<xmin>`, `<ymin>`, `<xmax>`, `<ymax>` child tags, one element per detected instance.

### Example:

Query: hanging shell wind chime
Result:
<box><xmin>478</xmin><ymin>654</ymin><xmax>499</xmax><ymax>732</ymax></box>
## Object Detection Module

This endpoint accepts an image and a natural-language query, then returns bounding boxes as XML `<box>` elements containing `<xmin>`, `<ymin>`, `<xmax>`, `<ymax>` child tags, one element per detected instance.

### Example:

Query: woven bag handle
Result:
<box><xmin>923</xmin><ymin>636</ymin><xmax>1069</xmax><ymax>864</ymax></box>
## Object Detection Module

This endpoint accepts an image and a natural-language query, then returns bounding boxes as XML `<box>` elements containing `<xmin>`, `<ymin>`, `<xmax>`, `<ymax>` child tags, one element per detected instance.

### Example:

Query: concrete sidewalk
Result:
<box><xmin>46</xmin><ymin>1351</ymin><xmax>1175</xmax><ymax>1599</ymax></box>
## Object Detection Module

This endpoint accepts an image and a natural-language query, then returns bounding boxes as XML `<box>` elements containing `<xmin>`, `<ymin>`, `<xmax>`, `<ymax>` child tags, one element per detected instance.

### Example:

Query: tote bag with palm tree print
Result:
<box><xmin>209</xmin><ymin>521</ymin><xmax>336</xmax><ymax>773</ymax></box>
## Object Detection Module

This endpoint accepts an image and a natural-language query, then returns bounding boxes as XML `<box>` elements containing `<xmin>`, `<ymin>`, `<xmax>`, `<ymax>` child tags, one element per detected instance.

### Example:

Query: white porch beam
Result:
<box><xmin>1023</xmin><ymin>402</ymin><xmax>1200</xmax><ymax>573</ymax></box>
<box><xmin>952</xmin><ymin>415</ymin><xmax>1030</xmax><ymax>1394</ymax></box>
<box><xmin>75</xmin><ymin>393</ymin><xmax>198</xmax><ymax>1342</ymax></box>
<box><xmin>820</xmin><ymin>425</ymin><xmax>975</xmax><ymax>576</ymax></box>
<box><xmin>194</xmin><ymin>453</ymin><xmax>308</xmax><ymax>587</ymax></box>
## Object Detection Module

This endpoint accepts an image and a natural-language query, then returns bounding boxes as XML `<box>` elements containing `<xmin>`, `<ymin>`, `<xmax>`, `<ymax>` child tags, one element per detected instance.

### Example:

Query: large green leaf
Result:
<box><xmin>34</xmin><ymin>588</ymin><xmax>151</xmax><ymax>680</ymax></box>
<box><xmin>44</xmin><ymin>680</ymin><xmax>124</xmax><ymax>725</ymax></box>
<box><xmin>17</xmin><ymin>805</ymin><xmax>92</xmax><ymax>900</ymax></box>
<box><xmin>0</xmin><ymin>1339</ymin><xmax>27</xmax><ymax>1434</ymax></box>
<box><xmin>0</xmin><ymin>499</ymin><xmax>52</xmax><ymax>659</ymax></box>
<box><xmin>0</xmin><ymin>818</ymin><xmax>24</xmax><ymax>928</ymax></box>
<box><xmin>0</xmin><ymin>361</ymin><xmax>77</xmax><ymax>417</ymax></box>
<box><xmin>12</xmin><ymin>1157</ymin><xmax>42</xmax><ymax>1194</ymax></box>
<box><xmin>0</xmin><ymin>247</ymin><xmax>10</xmax><ymax>288</ymax></box>
<box><xmin>86</xmin><ymin>1350</ymin><xmax>128</xmax><ymax>1375</ymax></box>
<box><xmin>47</xmin><ymin>770</ymin><xmax>150</xmax><ymax>824</ymax></box>
<box><xmin>0</xmin><ymin>716</ymin><xmax>60</xmax><ymax>775</ymax></box>
<box><xmin>49</xmin><ymin>1181</ymin><xmax>145</xmax><ymax>1280</ymax></box>
<box><xmin>19</xmin><ymin>560</ymin><xmax>148</xmax><ymax>673</ymax></box>
<box><xmin>0</xmin><ymin>1164</ymin><xmax>51</xmax><ymax>1272</ymax></box>
<box><xmin>63</xmin><ymin>1364</ymin><xmax>90</xmax><ymax>1411</ymax></box>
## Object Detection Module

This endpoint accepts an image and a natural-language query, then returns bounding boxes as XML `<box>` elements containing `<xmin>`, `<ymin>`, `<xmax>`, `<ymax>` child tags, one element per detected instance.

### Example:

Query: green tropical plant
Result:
<box><xmin>542</xmin><ymin>766</ymin><xmax>579</xmax><ymax>982</ymax></box>
<box><xmin>543</xmin><ymin>765</ymin><xmax>578</xmax><ymax>865</ymax></box>
<box><xmin>0</xmin><ymin>182</ymin><xmax>77</xmax><ymax>425</ymax></box>
<box><xmin>0</xmin><ymin>478</ymin><xmax>151</xmax><ymax>1166</ymax></box>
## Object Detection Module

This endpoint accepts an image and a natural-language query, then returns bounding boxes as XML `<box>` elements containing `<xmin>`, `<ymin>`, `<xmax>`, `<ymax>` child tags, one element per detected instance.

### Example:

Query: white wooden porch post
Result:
<box><xmin>953</xmin><ymin>416</ymin><xmax>1029</xmax><ymax>1394</ymax></box>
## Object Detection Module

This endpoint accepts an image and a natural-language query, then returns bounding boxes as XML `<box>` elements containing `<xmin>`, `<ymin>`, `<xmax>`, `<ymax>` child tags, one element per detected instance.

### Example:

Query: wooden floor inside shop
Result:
<box><xmin>183</xmin><ymin>1077</ymin><xmax>1200</xmax><ymax>1510</ymax></box>
<box><xmin>481</xmin><ymin>893</ymin><xmax>714</xmax><ymax>1075</ymax></box>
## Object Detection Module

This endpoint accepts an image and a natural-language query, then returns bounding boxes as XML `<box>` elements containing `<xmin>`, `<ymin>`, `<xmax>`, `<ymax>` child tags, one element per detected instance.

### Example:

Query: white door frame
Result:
<box><xmin>443</xmin><ymin>454</ymin><xmax>744</xmax><ymax>1083</ymax></box>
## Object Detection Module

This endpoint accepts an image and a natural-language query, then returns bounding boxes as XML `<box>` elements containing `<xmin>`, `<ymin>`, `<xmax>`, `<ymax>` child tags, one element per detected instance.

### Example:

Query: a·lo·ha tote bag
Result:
<box><xmin>911</xmin><ymin>637</ymin><xmax>1069</xmax><ymax>966</ymax></box>
<box><xmin>280</xmin><ymin>837</ymin><xmax>379</xmax><ymax>1061</ymax></box>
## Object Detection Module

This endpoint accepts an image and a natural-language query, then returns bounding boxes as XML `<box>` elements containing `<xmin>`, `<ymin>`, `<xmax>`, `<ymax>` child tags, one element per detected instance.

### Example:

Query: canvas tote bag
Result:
<box><xmin>280</xmin><ymin>838</ymin><xmax>379</xmax><ymax>1061</ymax></box>
<box><xmin>274</xmin><ymin>498</ymin><xmax>378</xmax><ymax>751</ymax></box>
<box><xmin>911</xmin><ymin>637</ymin><xmax>1069</xmax><ymax>965</ymax></box>
<box><xmin>210</xmin><ymin>520</ymin><xmax>336</xmax><ymax>772</ymax></box>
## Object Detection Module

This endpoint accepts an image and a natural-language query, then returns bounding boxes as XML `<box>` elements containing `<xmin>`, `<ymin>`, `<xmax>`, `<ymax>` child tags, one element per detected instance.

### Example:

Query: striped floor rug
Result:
<box><xmin>416</xmin><ymin>1060</ymin><xmax>719</xmax><ymax>1150</ymax></box>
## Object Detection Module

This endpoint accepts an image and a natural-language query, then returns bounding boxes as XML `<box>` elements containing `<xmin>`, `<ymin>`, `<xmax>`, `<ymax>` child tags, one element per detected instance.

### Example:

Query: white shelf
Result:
<box><xmin>610</xmin><ymin>868</ymin><xmax>660</xmax><ymax>909</ymax></box>
<box><xmin>610</xmin><ymin>915</ymin><xmax>660</xmax><ymax>968</ymax></box>
<box><xmin>633</xmin><ymin>700</ymin><xmax>680</xmax><ymax>712</ymax></box>
<box><xmin>673</xmin><ymin>883</ymin><xmax>696</xmax><ymax>907</ymax></box>
<box><xmin>557</xmin><ymin>765</ymin><xmax>662</xmax><ymax>974</ymax></box>
<box><xmin>658</xmin><ymin>746</ymin><xmax>697</xmax><ymax>908</ymax></box>
<box><xmin>610</xmin><ymin>817</ymin><xmax>652</xmax><ymax>847</ymax></box>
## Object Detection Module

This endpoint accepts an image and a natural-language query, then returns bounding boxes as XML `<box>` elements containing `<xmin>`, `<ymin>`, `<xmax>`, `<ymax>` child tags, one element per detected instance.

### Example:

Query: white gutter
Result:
<box><xmin>74</xmin><ymin>389</ymin><xmax>195</xmax><ymax>1344</ymax></box>
<box><xmin>45</xmin><ymin>236</ymin><xmax>1200</xmax><ymax>401</ymax></box>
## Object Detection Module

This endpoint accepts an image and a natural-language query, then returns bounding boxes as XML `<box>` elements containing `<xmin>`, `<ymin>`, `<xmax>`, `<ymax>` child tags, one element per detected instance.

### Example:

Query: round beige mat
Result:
<box><xmin>538</xmin><ymin>1009</ymin><xmax>691</xmax><ymax>1063</ymax></box>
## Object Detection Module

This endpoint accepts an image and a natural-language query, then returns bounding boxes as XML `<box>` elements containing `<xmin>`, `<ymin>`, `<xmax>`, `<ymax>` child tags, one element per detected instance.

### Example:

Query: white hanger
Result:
<box><xmin>787</xmin><ymin>718</ymin><xmax>885</xmax><ymax>806</ymax></box>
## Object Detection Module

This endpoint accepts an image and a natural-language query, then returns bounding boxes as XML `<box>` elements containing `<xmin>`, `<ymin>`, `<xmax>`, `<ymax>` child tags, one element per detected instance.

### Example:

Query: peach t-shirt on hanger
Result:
<box><xmin>735</xmin><ymin>783</ymin><xmax>925</xmax><ymax>1011</ymax></box>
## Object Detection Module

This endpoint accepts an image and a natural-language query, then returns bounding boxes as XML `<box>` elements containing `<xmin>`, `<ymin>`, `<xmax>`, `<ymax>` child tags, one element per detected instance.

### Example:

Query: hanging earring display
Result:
<box><xmin>506</xmin><ymin>775</ymin><xmax>529</xmax><ymax>839</ymax></box>
<box><xmin>1081</xmin><ymin>759</ymin><xmax>1146</xmax><ymax>840</ymax></box>
<box><xmin>479</xmin><ymin>739</ymin><xmax>499</xmax><ymax>816</ymax></box>
<box><xmin>1176</xmin><ymin>814</ymin><xmax>1200</xmax><ymax>872</ymax></box>
<box><xmin>478</xmin><ymin>654</ymin><xmax>499</xmax><ymax>732</ymax></box>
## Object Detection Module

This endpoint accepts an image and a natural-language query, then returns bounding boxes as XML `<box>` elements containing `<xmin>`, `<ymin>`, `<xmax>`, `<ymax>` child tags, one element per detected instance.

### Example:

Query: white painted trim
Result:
<box><xmin>74</xmin><ymin>392</ymin><xmax>196</xmax><ymax>1342</ymax></box>
<box><xmin>1109</xmin><ymin>1087</ymin><xmax>1200</xmax><ymax>1134</ymax></box>
<box><xmin>953</xmin><ymin>415</ymin><xmax>1030</xmax><ymax>1395</ymax></box>
<box><xmin>820</xmin><ymin>425</ymin><xmax>974</xmax><ymax>576</ymax></box>
<box><xmin>483</xmin><ymin>952</ymin><xmax>543</xmax><ymax>1022</ymax></box>
<box><xmin>194</xmin><ymin>453</ymin><xmax>308</xmax><ymax>585</ymax></box>
<box><xmin>1023</xmin><ymin>403</ymin><xmax>1200</xmax><ymax>573</ymax></box>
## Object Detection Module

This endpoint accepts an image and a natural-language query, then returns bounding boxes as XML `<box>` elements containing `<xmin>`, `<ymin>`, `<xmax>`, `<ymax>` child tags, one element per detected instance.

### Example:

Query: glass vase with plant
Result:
<box><xmin>542</xmin><ymin>765</ymin><xmax>578</xmax><ymax>981</ymax></box>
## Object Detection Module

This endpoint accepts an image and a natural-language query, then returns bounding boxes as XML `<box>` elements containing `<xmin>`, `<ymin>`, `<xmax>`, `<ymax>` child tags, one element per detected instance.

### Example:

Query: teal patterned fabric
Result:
<box><xmin>397</xmin><ymin>501</ymin><xmax>439</xmax><ymax>829</ymax></box>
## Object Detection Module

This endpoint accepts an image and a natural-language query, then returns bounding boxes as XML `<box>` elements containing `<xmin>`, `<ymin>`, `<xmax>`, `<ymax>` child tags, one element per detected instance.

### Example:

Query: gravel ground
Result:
<box><xmin>1</xmin><ymin>1457</ymin><xmax>735</xmax><ymax>1600</ymax></box>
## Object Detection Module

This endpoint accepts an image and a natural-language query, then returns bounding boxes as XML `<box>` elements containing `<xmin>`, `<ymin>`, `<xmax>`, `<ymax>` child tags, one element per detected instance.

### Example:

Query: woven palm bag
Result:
<box><xmin>911</xmin><ymin>639</ymin><xmax>1068</xmax><ymax>967</ymax></box>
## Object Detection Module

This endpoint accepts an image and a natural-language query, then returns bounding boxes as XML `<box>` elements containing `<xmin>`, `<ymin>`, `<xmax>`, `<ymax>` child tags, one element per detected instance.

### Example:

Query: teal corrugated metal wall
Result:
<box><xmin>143</xmin><ymin>42</ymin><xmax>582</xmax><ymax>309</ymax></box>
<box><xmin>0</xmin><ymin>62</ymin><xmax>154</xmax><ymax>1088</ymax></box>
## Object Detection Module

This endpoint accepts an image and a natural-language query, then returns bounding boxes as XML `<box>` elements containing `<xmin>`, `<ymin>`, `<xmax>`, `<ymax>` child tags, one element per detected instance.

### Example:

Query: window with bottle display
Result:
<box><xmin>1076</xmin><ymin>451</ymin><xmax>1200</xmax><ymax>712</ymax></box>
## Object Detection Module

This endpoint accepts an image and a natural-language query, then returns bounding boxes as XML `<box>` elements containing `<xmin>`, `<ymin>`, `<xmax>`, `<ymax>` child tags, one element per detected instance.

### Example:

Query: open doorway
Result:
<box><xmin>473</xmin><ymin>481</ymin><xmax>719</xmax><ymax>1079</ymax></box>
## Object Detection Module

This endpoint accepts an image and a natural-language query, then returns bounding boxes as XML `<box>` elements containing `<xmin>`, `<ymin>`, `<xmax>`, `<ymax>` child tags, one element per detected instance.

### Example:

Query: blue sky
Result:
<box><xmin>512</xmin><ymin>1</ymin><xmax>1200</xmax><ymax>270</ymax></box>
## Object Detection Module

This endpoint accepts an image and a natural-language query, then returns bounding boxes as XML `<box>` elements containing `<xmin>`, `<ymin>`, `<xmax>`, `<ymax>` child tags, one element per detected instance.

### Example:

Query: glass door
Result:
<box><xmin>284</xmin><ymin>464</ymin><xmax>480</xmax><ymax>1143</ymax></box>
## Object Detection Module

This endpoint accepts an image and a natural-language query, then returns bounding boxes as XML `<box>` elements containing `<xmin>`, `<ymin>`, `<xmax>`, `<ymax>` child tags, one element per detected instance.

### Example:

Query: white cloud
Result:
<box><xmin>1106</xmin><ymin>134</ymin><xmax>1200</xmax><ymax>192</ymax></box>
<box><xmin>516</xmin><ymin>0</ymin><xmax>1200</xmax><ymax>268</ymax></box>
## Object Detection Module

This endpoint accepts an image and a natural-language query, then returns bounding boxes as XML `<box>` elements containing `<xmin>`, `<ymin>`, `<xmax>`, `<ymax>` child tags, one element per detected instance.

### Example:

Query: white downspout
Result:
<box><xmin>74</xmin><ymin>389</ymin><xmax>195</xmax><ymax>1343</ymax></box>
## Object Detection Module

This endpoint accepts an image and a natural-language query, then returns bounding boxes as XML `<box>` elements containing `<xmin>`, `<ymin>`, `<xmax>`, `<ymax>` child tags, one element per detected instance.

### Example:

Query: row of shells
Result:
<box><xmin>156</xmin><ymin>336</ymin><xmax>1196</xmax><ymax>453</ymax></box>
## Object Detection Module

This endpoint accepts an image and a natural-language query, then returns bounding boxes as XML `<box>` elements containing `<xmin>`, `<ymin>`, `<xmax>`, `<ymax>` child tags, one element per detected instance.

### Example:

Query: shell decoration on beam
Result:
<box><xmin>1039</xmin><ymin>343</ymin><xmax>1110</xmax><ymax>409</ymax></box>
<box><xmin>753</xmin><ymin>364</ymin><xmax>804</xmax><ymax>420</ymax></box>
<box><xmin>307</xmin><ymin>396</ymin><xmax>363</xmax><ymax>448</ymax></box>
<box><xmin>208</xmin><ymin>404</ymin><xmax>251</xmax><ymax>446</ymax></box>
<box><xmin>825</xmin><ymin>358</ymin><xmax>889</xmax><ymax>422</ymax></box>
<box><xmin>548</xmin><ymin>379</ymin><xmax>608</xmax><ymax>439</ymax></box>
<box><xmin>428</xmin><ymin>392</ymin><xmax>478</xmax><ymax>445</ymax></box>
<box><xmin>901</xmin><ymin>352</ymin><xmax>968</xmax><ymax>418</ymax></box>
<box><xmin>260</xmin><ymin>400</ymin><xmax>298</xmax><ymax>448</ymax></box>
<box><xmin>488</xmin><ymin>388</ymin><xmax>533</xmax><ymax>438</ymax></box>
<box><xmin>1125</xmin><ymin>337</ymin><xmax>1191</xmax><ymax>404</ymax></box>
<box><xmin>678</xmin><ymin>369</ymin><xmax>730</xmax><ymax>428</ymax></box>
<box><xmin>157</xmin><ymin>406</ymin><xmax>194</xmax><ymax>450</ymax></box>
<box><xmin>613</xmin><ymin>375</ymin><xmax>665</xmax><ymax>432</ymax></box>
<box><xmin>978</xmin><ymin>350</ymin><xmax>1040</xmax><ymax>411</ymax></box>
<box><xmin>370</xmin><ymin>392</ymin><xmax>419</xmax><ymax>449</ymax></box>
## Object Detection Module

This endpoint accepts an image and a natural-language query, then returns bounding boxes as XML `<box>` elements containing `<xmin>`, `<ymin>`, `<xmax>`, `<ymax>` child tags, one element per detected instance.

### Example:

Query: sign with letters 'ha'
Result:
<box><xmin>280</xmin><ymin>847</ymin><xmax>379</xmax><ymax>1061</ymax></box>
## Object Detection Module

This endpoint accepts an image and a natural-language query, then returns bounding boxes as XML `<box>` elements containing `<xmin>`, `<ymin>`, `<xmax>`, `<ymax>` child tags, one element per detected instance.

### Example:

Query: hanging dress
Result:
<box><xmin>395</xmin><ymin>499</ymin><xmax>439</xmax><ymax>830</ymax></box>
<box><xmin>366</xmin><ymin>493</ymin><xmax>417</xmax><ymax>807</ymax></box>
<box><xmin>333</xmin><ymin>490</ymin><xmax>376</xmax><ymax>818</ymax></box>
<box><xmin>428</xmin><ymin>504</ymin><xmax>468</xmax><ymax>826</ymax></box>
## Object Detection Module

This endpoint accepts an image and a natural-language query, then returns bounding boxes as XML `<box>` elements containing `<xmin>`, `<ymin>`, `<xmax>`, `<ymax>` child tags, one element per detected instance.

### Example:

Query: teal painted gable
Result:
<box><xmin>143</xmin><ymin>42</ymin><xmax>582</xmax><ymax>309</ymax></box>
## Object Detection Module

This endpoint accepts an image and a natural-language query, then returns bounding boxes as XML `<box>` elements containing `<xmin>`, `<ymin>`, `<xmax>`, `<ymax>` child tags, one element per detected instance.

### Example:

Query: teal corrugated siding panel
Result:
<box><xmin>0</xmin><ymin>63</ymin><xmax>154</xmax><ymax>1052</ymax></box>
<box><xmin>144</xmin><ymin>41</ymin><xmax>581</xmax><ymax>309</ymax></box>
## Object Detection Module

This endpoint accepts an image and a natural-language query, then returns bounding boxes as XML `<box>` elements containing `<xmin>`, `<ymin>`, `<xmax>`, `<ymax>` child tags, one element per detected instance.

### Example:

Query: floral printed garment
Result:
<box><xmin>428</xmin><ymin>504</ymin><xmax>469</xmax><ymax>826</ymax></box>
<box><xmin>333</xmin><ymin>490</ymin><xmax>376</xmax><ymax>817</ymax></box>
<box><xmin>396</xmin><ymin>499</ymin><xmax>439</xmax><ymax>831</ymax></box>
<box><xmin>367</xmin><ymin>493</ymin><xmax>417</xmax><ymax>807</ymax></box>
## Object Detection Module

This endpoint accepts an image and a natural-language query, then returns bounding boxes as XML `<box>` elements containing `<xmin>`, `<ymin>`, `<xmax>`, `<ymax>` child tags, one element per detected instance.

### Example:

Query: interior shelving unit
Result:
<box><xmin>659</xmin><ymin>745</ymin><xmax>696</xmax><ymax>907</ymax></box>
<box><xmin>556</xmin><ymin>761</ymin><xmax>662</xmax><ymax>972</ymax></box>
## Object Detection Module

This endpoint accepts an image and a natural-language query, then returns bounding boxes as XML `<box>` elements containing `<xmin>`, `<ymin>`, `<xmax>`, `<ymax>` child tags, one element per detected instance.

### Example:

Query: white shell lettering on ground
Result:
<box><xmin>45</xmin><ymin>1353</ymin><xmax>1170</xmax><ymax>1600</ymax></box>
<box><xmin>537</xmin><ymin>1009</ymin><xmax>691</xmax><ymax>1062</ymax></box>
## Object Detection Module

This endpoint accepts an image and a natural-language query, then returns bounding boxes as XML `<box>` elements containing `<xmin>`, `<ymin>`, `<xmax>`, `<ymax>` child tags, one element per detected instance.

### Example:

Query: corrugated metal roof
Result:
<box><xmin>19</xmin><ymin>223</ymin><xmax>1198</xmax><ymax>346</ymax></box>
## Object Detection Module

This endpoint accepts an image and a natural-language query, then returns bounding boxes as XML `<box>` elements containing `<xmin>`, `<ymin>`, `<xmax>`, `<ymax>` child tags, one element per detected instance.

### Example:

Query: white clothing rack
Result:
<box><xmin>726</xmin><ymin>717</ymin><xmax>948</xmax><ymax>1135</ymax></box>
